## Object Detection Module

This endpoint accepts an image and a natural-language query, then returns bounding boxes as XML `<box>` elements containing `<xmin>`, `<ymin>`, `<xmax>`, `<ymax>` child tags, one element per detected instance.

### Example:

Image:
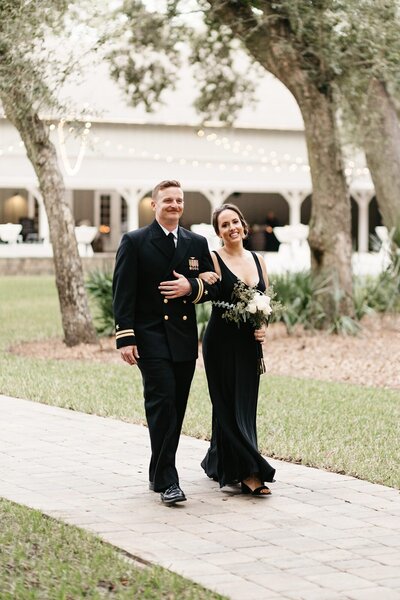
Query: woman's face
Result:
<box><xmin>217</xmin><ymin>209</ymin><xmax>244</xmax><ymax>244</ymax></box>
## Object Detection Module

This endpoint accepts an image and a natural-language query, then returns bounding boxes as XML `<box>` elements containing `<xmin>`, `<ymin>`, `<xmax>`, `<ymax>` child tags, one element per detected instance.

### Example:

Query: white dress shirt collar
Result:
<box><xmin>159</xmin><ymin>224</ymin><xmax>179</xmax><ymax>243</ymax></box>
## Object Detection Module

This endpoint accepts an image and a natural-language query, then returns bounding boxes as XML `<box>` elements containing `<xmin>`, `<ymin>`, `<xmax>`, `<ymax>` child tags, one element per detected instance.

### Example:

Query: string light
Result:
<box><xmin>198</xmin><ymin>129</ymin><xmax>370</xmax><ymax>178</ymax></box>
<box><xmin>57</xmin><ymin>120</ymin><xmax>89</xmax><ymax>176</ymax></box>
<box><xmin>0</xmin><ymin>121</ymin><xmax>370</xmax><ymax>181</ymax></box>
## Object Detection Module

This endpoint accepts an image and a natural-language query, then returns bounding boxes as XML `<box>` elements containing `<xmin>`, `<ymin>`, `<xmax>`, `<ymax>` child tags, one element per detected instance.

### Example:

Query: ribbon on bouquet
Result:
<box><xmin>257</xmin><ymin>342</ymin><xmax>266</xmax><ymax>375</ymax></box>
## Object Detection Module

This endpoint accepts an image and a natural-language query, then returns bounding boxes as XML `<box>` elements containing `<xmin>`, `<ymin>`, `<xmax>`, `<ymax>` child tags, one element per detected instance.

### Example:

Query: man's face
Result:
<box><xmin>152</xmin><ymin>186</ymin><xmax>184</xmax><ymax>228</ymax></box>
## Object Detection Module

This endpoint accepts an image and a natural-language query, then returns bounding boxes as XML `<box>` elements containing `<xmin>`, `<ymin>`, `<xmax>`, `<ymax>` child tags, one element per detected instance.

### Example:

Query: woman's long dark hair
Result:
<box><xmin>212</xmin><ymin>203</ymin><xmax>249</xmax><ymax>237</ymax></box>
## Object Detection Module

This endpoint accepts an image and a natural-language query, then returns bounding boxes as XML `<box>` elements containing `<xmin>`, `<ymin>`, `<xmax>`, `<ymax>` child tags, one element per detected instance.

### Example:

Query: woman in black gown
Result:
<box><xmin>200</xmin><ymin>204</ymin><xmax>275</xmax><ymax>495</ymax></box>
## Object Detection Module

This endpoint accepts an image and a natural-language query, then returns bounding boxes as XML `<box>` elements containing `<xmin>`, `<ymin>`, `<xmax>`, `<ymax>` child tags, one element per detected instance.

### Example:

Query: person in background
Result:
<box><xmin>264</xmin><ymin>210</ymin><xmax>280</xmax><ymax>252</ymax></box>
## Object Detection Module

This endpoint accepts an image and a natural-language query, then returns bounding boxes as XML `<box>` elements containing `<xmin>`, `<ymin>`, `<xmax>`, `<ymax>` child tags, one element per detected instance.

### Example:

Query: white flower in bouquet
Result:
<box><xmin>253</xmin><ymin>292</ymin><xmax>272</xmax><ymax>316</ymax></box>
<box><xmin>213</xmin><ymin>281</ymin><xmax>280</xmax><ymax>329</ymax></box>
<box><xmin>247</xmin><ymin>300</ymin><xmax>258</xmax><ymax>314</ymax></box>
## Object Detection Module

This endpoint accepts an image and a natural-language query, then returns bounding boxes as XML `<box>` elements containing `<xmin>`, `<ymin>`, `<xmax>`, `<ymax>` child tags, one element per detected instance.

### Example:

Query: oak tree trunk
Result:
<box><xmin>299</xmin><ymin>89</ymin><xmax>354</xmax><ymax>320</ymax></box>
<box><xmin>2</xmin><ymin>94</ymin><xmax>97</xmax><ymax>346</ymax></box>
<box><xmin>362</xmin><ymin>79</ymin><xmax>400</xmax><ymax>238</ymax></box>
<box><xmin>208</xmin><ymin>0</ymin><xmax>354</xmax><ymax>324</ymax></box>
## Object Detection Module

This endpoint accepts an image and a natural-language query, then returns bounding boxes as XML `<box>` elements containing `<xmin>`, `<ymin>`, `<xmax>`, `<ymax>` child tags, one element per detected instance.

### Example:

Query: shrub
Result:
<box><xmin>86</xmin><ymin>263</ymin><xmax>399</xmax><ymax>340</ymax></box>
<box><xmin>269</xmin><ymin>271</ymin><xmax>315</xmax><ymax>332</ymax></box>
<box><xmin>196</xmin><ymin>302</ymin><xmax>212</xmax><ymax>341</ymax></box>
<box><xmin>86</xmin><ymin>271</ymin><xmax>114</xmax><ymax>335</ymax></box>
<box><xmin>271</xmin><ymin>267</ymin><xmax>399</xmax><ymax>335</ymax></box>
<box><xmin>354</xmin><ymin>267</ymin><xmax>400</xmax><ymax>318</ymax></box>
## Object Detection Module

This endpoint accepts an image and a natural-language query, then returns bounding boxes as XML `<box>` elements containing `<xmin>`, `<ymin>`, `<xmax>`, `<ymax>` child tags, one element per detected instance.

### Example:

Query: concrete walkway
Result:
<box><xmin>1</xmin><ymin>395</ymin><xmax>400</xmax><ymax>600</ymax></box>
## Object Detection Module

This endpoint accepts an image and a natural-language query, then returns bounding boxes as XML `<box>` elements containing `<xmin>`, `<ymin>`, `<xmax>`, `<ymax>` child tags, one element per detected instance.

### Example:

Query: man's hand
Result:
<box><xmin>120</xmin><ymin>345</ymin><xmax>140</xmax><ymax>366</ymax></box>
<box><xmin>159</xmin><ymin>270</ymin><xmax>191</xmax><ymax>298</ymax></box>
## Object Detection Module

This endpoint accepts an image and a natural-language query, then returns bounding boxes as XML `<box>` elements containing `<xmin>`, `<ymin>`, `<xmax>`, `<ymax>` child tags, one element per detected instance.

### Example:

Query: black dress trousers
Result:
<box><xmin>138</xmin><ymin>357</ymin><xmax>196</xmax><ymax>492</ymax></box>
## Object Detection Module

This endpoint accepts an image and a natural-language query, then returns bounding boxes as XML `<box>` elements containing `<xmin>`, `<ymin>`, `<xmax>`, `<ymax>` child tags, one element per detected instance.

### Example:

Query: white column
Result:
<box><xmin>93</xmin><ymin>192</ymin><xmax>100</xmax><ymax>229</ymax></box>
<box><xmin>110</xmin><ymin>191</ymin><xmax>121</xmax><ymax>250</ymax></box>
<box><xmin>27</xmin><ymin>191</ymin><xmax>35</xmax><ymax>219</ymax></box>
<box><xmin>38</xmin><ymin>197</ymin><xmax>49</xmax><ymax>242</ymax></box>
<box><xmin>281</xmin><ymin>189</ymin><xmax>310</xmax><ymax>226</ymax></box>
<box><xmin>201</xmin><ymin>189</ymin><xmax>234</xmax><ymax>220</ymax></box>
<box><xmin>352</xmin><ymin>189</ymin><xmax>375</xmax><ymax>252</ymax></box>
<box><xmin>118</xmin><ymin>187</ymin><xmax>147</xmax><ymax>232</ymax></box>
<box><xmin>28</xmin><ymin>188</ymin><xmax>49</xmax><ymax>242</ymax></box>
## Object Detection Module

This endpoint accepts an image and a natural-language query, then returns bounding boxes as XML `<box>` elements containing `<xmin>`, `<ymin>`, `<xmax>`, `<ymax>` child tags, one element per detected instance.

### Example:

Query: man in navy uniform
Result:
<box><xmin>113</xmin><ymin>180</ymin><xmax>218</xmax><ymax>505</ymax></box>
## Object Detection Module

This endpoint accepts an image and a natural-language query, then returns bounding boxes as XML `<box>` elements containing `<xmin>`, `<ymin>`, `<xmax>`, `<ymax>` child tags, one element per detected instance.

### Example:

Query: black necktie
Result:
<box><xmin>166</xmin><ymin>232</ymin><xmax>176</xmax><ymax>258</ymax></box>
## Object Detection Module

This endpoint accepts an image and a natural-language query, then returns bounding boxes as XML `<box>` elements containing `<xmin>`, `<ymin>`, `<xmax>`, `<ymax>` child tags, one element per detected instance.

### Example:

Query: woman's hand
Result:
<box><xmin>199</xmin><ymin>271</ymin><xmax>220</xmax><ymax>285</ymax></box>
<box><xmin>254</xmin><ymin>325</ymin><xmax>266</xmax><ymax>343</ymax></box>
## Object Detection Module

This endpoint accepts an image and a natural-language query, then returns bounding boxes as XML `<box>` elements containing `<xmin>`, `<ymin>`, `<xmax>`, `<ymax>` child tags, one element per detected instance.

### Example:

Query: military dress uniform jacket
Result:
<box><xmin>112</xmin><ymin>220</ymin><xmax>218</xmax><ymax>362</ymax></box>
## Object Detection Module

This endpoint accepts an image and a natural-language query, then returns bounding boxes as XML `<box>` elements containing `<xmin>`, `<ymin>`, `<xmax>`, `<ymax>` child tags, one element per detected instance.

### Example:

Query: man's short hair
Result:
<box><xmin>152</xmin><ymin>180</ymin><xmax>182</xmax><ymax>200</ymax></box>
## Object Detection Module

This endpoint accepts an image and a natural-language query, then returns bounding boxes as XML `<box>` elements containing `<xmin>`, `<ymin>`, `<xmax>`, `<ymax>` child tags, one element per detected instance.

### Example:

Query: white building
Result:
<box><xmin>0</xmin><ymin>65</ymin><xmax>381</xmax><ymax>260</ymax></box>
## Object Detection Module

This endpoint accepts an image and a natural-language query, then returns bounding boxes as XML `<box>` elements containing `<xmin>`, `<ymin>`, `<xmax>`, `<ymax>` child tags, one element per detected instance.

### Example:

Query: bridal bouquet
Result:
<box><xmin>213</xmin><ymin>281</ymin><xmax>278</xmax><ymax>329</ymax></box>
<box><xmin>213</xmin><ymin>281</ymin><xmax>281</xmax><ymax>374</ymax></box>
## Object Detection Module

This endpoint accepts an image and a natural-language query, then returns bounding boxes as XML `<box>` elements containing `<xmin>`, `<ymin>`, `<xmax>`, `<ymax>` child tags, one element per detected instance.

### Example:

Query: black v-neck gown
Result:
<box><xmin>201</xmin><ymin>251</ymin><xmax>276</xmax><ymax>487</ymax></box>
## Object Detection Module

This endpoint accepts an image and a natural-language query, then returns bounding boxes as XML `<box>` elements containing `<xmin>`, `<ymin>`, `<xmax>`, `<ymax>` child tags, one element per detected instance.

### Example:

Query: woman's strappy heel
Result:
<box><xmin>241</xmin><ymin>482</ymin><xmax>271</xmax><ymax>496</ymax></box>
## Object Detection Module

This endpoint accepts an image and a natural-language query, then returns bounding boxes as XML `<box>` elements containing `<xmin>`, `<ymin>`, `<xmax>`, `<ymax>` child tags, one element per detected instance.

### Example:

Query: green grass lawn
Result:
<box><xmin>1</xmin><ymin>275</ymin><xmax>399</xmax><ymax>597</ymax></box>
<box><xmin>1</xmin><ymin>276</ymin><xmax>399</xmax><ymax>490</ymax></box>
<box><xmin>0</xmin><ymin>498</ymin><xmax>223</xmax><ymax>600</ymax></box>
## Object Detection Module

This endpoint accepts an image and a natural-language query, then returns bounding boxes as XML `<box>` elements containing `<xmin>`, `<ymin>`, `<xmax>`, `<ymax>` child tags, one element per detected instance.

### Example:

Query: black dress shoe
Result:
<box><xmin>149</xmin><ymin>481</ymin><xmax>154</xmax><ymax>491</ymax></box>
<box><xmin>160</xmin><ymin>483</ymin><xmax>186</xmax><ymax>505</ymax></box>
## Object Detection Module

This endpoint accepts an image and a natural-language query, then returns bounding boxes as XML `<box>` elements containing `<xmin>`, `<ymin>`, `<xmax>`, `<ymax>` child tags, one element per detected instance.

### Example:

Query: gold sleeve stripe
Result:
<box><xmin>192</xmin><ymin>278</ymin><xmax>204</xmax><ymax>304</ymax></box>
<box><xmin>116</xmin><ymin>331</ymin><xmax>135</xmax><ymax>340</ymax></box>
<box><xmin>116</xmin><ymin>329</ymin><xmax>135</xmax><ymax>338</ymax></box>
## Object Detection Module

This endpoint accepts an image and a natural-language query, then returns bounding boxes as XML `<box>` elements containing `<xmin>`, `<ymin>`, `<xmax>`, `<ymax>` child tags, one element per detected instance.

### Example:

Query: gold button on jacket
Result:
<box><xmin>164</xmin><ymin>315</ymin><xmax>169</xmax><ymax>320</ymax></box>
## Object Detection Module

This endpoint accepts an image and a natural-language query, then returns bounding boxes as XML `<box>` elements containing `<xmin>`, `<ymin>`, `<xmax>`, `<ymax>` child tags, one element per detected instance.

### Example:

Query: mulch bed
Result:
<box><xmin>10</xmin><ymin>314</ymin><xmax>400</xmax><ymax>390</ymax></box>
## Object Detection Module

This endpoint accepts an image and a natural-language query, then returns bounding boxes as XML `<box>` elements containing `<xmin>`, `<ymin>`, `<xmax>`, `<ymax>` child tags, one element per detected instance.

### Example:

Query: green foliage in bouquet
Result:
<box><xmin>213</xmin><ymin>281</ymin><xmax>281</xmax><ymax>329</ymax></box>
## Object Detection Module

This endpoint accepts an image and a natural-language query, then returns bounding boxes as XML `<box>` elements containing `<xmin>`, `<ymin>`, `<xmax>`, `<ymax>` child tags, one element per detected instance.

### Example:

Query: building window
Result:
<box><xmin>100</xmin><ymin>194</ymin><xmax>111</xmax><ymax>234</ymax></box>
<box><xmin>121</xmin><ymin>196</ymin><xmax>128</xmax><ymax>233</ymax></box>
